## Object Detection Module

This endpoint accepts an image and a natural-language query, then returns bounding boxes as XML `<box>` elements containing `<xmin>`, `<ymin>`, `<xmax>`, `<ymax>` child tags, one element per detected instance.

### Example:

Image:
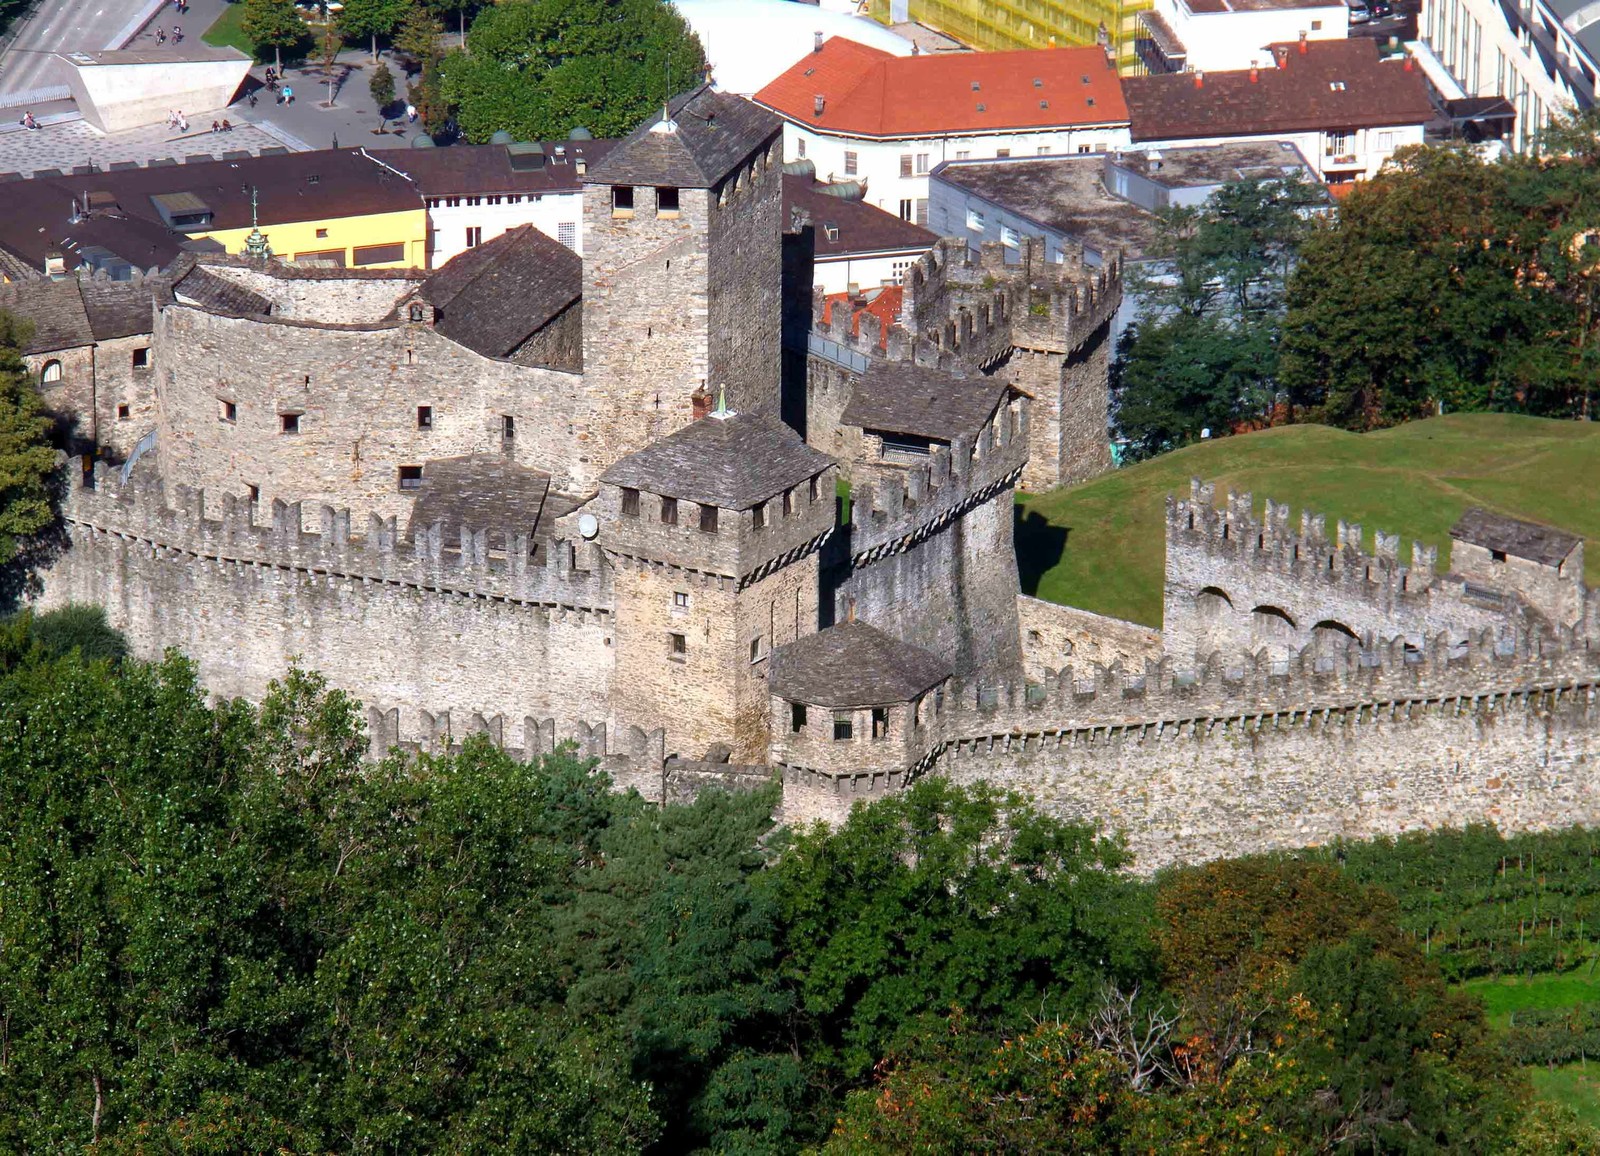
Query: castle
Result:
<box><xmin>14</xmin><ymin>89</ymin><xmax>1600</xmax><ymax>871</ymax></box>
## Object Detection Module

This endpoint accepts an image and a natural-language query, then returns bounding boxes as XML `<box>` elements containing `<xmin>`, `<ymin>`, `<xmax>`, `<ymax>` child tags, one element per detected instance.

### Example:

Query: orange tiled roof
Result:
<box><xmin>754</xmin><ymin>40</ymin><xmax>1128</xmax><ymax>138</ymax></box>
<box><xmin>823</xmin><ymin>285</ymin><xmax>904</xmax><ymax>349</ymax></box>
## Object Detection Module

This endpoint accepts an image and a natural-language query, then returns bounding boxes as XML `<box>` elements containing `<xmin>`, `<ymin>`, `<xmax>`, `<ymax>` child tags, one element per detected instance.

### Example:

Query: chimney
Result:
<box><xmin>1249</xmin><ymin>61</ymin><xmax>1259</xmax><ymax>83</ymax></box>
<box><xmin>1193</xmin><ymin>70</ymin><xmax>1204</xmax><ymax>88</ymax></box>
<box><xmin>1403</xmin><ymin>54</ymin><xmax>1414</xmax><ymax>70</ymax></box>
<box><xmin>814</xmin><ymin>93</ymin><xmax>825</xmax><ymax>116</ymax></box>
<box><xmin>691</xmin><ymin>384</ymin><xmax>713</xmax><ymax>421</ymax></box>
<box><xmin>1276</xmin><ymin>45</ymin><xmax>1289</xmax><ymax>67</ymax></box>
<box><xmin>1298</xmin><ymin>30</ymin><xmax>1308</xmax><ymax>53</ymax></box>
<box><xmin>813</xmin><ymin>30</ymin><xmax>823</xmax><ymax>53</ymax></box>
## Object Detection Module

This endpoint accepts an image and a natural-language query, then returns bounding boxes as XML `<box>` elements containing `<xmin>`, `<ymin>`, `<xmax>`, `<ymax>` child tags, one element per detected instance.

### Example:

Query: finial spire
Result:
<box><xmin>710</xmin><ymin>383</ymin><xmax>735</xmax><ymax>421</ymax></box>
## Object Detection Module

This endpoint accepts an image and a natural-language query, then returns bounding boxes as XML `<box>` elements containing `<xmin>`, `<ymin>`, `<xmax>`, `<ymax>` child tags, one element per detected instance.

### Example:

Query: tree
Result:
<box><xmin>392</xmin><ymin>2</ymin><xmax>444</xmax><ymax>73</ymax></box>
<box><xmin>1110</xmin><ymin>176</ymin><xmax>1319</xmax><ymax>460</ymax></box>
<box><xmin>318</xmin><ymin>13</ymin><xmax>342</xmax><ymax>106</ymax></box>
<box><xmin>238</xmin><ymin>0</ymin><xmax>306</xmax><ymax>71</ymax></box>
<box><xmin>436</xmin><ymin>0</ymin><xmax>707</xmax><ymax>143</ymax></box>
<box><xmin>339</xmin><ymin>0</ymin><xmax>408</xmax><ymax>61</ymax></box>
<box><xmin>0</xmin><ymin>311</ymin><xmax>56</xmax><ymax>574</ymax></box>
<box><xmin>368</xmin><ymin>60</ymin><xmax>396</xmax><ymax>129</ymax></box>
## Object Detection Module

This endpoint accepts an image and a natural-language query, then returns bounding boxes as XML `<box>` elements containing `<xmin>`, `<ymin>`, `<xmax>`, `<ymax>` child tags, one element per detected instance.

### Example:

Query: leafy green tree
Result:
<box><xmin>0</xmin><ymin>311</ymin><xmax>57</xmax><ymax>574</ymax></box>
<box><xmin>238</xmin><ymin>0</ymin><xmax>307</xmax><ymax>71</ymax></box>
<box><xmin>368</xmin><ymin>59</ymin><xmax>396</xmax><ymax>127</ymax></box>
<box><xmin>1111</xmin><ymin>177</ymin><xmax>1319</xmax><ymax>460</ymax></box>
<box><xmin>393</xmin><ymin>1</ymin><xmax>444</xmax><ymax>72</ymax></box>
<box><xmin>436</xmin><ymin>0</ymin><xmax>707</xmax><ymax>143</ymax></box>
<box><xmin>340</xmin><ymin>0</ymin><xmax>408</xmax><ymax>60</ymax></box>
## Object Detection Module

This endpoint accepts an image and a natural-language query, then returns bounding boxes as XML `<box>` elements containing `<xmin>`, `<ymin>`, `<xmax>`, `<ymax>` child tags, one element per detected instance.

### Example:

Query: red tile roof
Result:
<box><xmin>754</xmin><ymin>40</ymin><xmax>1128</xmax><ymax>138</ymax></box>
<box><xmin>823</xmin><ymin>285</ymin><xmax>904</xmax><ymax>348</ymax></box>
<box><xmin>1123</xmin><ymin>40</ymin><xmax>1434</xmax><ymax>142</ymax></box>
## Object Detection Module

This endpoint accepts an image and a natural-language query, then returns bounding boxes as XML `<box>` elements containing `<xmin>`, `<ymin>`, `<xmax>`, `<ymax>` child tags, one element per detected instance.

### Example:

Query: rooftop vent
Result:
<box><xmin>307</xmin><ymin>174</ymin><xmax>320</xmax><ymax>184</ymax></box>
<box><xmin>971</xmin><ymin>80</ymin><xmax>980</xmax><ymax>90</ymax></box>
<box><xmin>1087</xmin><ymin>96</ymin><xmax>1096</xmax><ymax>105</ymax></box>
<box><xmin>814</xmin><ymin>93</ymin><xmax>825</xmax><ymax>116</ymax></box>
<box><xmin>1081</xmin><ymin>74</ymin><xmax>1091</xmax><ymax>83</ymax></box>
<box><xmin>506</xmin><ymin>140</ymin><xmax>548</xmax><ymax>170</ymax></box>
<box><xmin>814</xmin><ymin>30</ymin><xmax>823</xmax><ymax>52</ymax></box>
<box><xmin>1040</xmin><ymin>99</ymin><xmax>1049</xmax><ymax>109</ymax></box>
<box><xmin>149</xmin><ymin>190</ymin><xmax>213</xmax><ymax>230</ymax></box>
<box><xmin>1329</xmin><ymin>80</ymin><xmax>1346</xmax><ymax>90</ymax></box>
<box><xmin>976</xmin><ymin>102</ymin><xmax>986</xmax><ymax>111</ymax></box>
<box><xmin>1033</xmin><ymin>77</ymin><xmax>1042</xmax><ymax>87</ymax></box>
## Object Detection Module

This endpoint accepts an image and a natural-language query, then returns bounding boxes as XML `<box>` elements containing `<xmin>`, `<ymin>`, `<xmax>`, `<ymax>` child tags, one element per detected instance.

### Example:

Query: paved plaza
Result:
<box><xmin>0</xmin><ymin>111</ymin><xmax>284</xmax><ymax>177</ymax></box>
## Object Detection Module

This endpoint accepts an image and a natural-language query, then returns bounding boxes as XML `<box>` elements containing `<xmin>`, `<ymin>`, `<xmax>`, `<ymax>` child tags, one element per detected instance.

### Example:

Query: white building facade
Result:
<box><xmin>1137</xmin><ymin>0</ymin><xmax>1349</xmax><ymax>75</ymax></box>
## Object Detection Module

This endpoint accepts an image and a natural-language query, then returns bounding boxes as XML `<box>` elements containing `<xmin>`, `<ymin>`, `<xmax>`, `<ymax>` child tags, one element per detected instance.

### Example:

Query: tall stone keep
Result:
<box><xmin>577</xmin><ymin>87</ymin><xmax>784</xmax><ymax>492</ymax></box>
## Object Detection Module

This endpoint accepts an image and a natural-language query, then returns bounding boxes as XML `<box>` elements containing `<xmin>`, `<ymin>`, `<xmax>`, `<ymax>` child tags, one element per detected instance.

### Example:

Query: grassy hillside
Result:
<box><xmin>1016</xmin><ymin>415</ymin><xmax>1600</xmax><ymax>628</ymax></box>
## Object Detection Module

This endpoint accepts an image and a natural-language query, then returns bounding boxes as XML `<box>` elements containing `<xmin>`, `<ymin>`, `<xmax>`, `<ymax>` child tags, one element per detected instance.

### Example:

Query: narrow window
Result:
<box><xmin>280</xmin><ymin>412</ymin><xmax>300</xmax><ymax>434</ymax></box>
<box><xmin>501</xmin><ymin>414</ymin><xmax>515</xmax><ymax>439</ymax></box>
<box><xmin>116</xmin><ymin>403</ymin><xmax>130</xmax><ymax>420</ymax></box>
<box><xmin>871</xmin><ymin>707</ymin><xmax>888</xmax><ymax>739</ymax></box>
<box><xmin>673</xmin><ymin>590</ymin><xmax>689</xmax><ymax>609</ymax></box>
<box><xmin>898</xmin><ymin>199</ymin><xmax>912</xmax><ymax>221</ymax></box>
<box><xmin>612</xmin><ymin>185</ymin><xmax>634</xmax><ymax>215</ymax></box>
<box><xmin>656</xmin><ymin>186</ymin><xmax>680</xmax><ymax>215</ymax></box>
<box><xmin>417</xmin><ymin>405</ymin><xmax>433</xmax><ymax>429</ymax></box>
<box><xmin>844</xmin><ymin>150</ymin><xmax>858</xmax><ymax>175</ymax></box>
<box><xmin>791</xmin><ymin>702</ymin><xmax>807</xmax><ymax>732</ymax></box>
<box><xmin>750</xmin><ymin>637</ymin><xmax>762</xmax><ymax>663</ymax></box>
<box><xmin>621</xmin><ymin>487</ymin><xmax>640</xmax><ymax>517</ymax></box>
<box><xmin>409</xmin><ymin>304</ymin><xmax>425</xmax><ymax>322</ymax></box>
<box><xmin>398</xmin><ymin>465</ymin><xmax>423</xmax><ymax>490</ymax></box>
<box><xmin>833</xmin><ymin>712</ymin><xmax>853</xmax><ymax>741</ymax></box>
<box><xmin>795</xmin><ymin>137</ymin><xmax>806</xmax><ymax>158</ymax></box>
<box><xmin>465</xmin><ymin>226</ymin><xmax>482</xmax><ymax>248</ymax></box>
<box><xmin>782</xmin><ymin>488</ymin><xmax>794</xmax><ymax>516</ymax></box>
<box><xmin>557</xmin><ymin>222</ymin><xmax>577</xmax><ymax>249</ymax></box>
<box><xmin>899</xmin><ymin>153</ymin><xmax>913</xmax><ymax>178</ymax></box>
<box><xmin>661</xmin><ymin>496</ymin><xmax>679</xmax><ymax>525</ymax></box>
<box><xmin>219</xmin><ymin>399</ymin><xmax>237</xmax><ymax>423</ymax></box>
<box><xmin>131</xmin><ymin>348</ymin><xmax>149</xmax><ymax>368</ymax></box>
<box><xmin>808</xmin><ymin>475</ymin><xmax>819</xmax><ymax>502</ymax></box>
<box><xmin>752</xmin><ymin>502</ymin><xmax>766</xmax><ymax>530</ymax></box>
<box><xmin>668</xmin><ymin>631</ymin><xmax>687</xmax><ymax>659</ymax></box>
<box><xmin>699</xmin><ymin>503</ymin><xmax>718</xmax><ymax>533</ymax></box>
<box><xmin>40</xmin><ymin>360</ymin><xmax>62</xmax><ymax>384</ymax></box>
<box><xmin>246</xmin><ymin>483</ymin><xmax>259</xmax><ymax>504</ymax></box>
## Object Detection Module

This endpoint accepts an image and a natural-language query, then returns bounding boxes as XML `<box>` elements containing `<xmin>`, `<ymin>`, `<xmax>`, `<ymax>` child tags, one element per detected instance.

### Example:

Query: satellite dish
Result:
<box><xmin>578</xmin><ymin>513</ymin><xmax>599</xmax><ymax>539</ymax></box>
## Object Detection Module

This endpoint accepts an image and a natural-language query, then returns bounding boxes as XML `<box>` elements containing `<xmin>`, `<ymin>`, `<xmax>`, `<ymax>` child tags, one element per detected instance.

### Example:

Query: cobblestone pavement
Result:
<box><xmin>0</xmin><ymin>112</ymin><xmax>283</xmax><ymax>177</ymax></box>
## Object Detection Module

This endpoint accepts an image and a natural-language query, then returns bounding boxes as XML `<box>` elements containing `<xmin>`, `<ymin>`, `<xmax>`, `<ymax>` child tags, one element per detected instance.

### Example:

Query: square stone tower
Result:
<box><xmin>576</xmin><ymin>87</ymin><xmax>784</xmax><ymax>493</ymax></box>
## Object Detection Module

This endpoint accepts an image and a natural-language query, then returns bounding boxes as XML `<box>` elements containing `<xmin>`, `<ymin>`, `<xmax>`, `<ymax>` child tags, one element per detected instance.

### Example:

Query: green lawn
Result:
<box><xmin>1530</xmin><ymin>1063</ymin><xmax>1600</xmax><ymax>1129</ymax></box>
<box><xmin>1460</xmin><ymin>970</ymin><xmax>1600</xmax><ymax>1030</ymax></box>
<box><xmin>1017</xmin><ymin>415</ymin><xmax>1600</xmax><ymax>627</ymax></box>
<box><xmin>201</xmin><ymin>2</ymin><xmax>253</xmax><ymax>55</ymax></box>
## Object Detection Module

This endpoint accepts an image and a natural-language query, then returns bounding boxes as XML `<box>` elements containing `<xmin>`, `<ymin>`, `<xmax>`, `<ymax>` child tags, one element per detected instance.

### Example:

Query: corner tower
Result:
<box><xmin>577</xmin><ymin>87</ymin><xmax>784</xmax><ymax>492</ymax></box>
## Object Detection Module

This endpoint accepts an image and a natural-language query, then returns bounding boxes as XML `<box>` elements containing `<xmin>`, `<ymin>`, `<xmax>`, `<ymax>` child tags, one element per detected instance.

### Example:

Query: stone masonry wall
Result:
<box><xmin>153</xmin><ymin>303</ymin><xmax>586</xmax><ymax>515</ymax></box>
<box><xmin>707</xmin><ymin>140</ymin><xmax>784</xmax><ymax>418</ymax></box>
<box><xmin>198</xmin><ymin>263</ymin><xmax>421</xmax><ymax>323</ymax></box>
<box><xmin>1018</xmin><ymin>594</ymin><xmax>1163</xmax><ymax>682</ymax></box>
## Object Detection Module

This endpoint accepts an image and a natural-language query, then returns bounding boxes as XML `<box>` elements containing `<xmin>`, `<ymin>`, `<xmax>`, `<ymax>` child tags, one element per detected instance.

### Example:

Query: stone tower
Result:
<box><xmin>591</xmin><ymin>406</ymin><xmax>836</xmax><ymax>763</ymax></box>
<box><xmin>576</xmin><ymin>87</ymin><xmax>784</xmax><ymax>493</ymax></box>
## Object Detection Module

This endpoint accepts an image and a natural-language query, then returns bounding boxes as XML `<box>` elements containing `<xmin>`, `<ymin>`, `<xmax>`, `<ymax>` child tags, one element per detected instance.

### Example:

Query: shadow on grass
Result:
<box><xmin>1014</xmin><ymin>506</ymin><xmax>1067</xmax><ymax>598</ymax></box>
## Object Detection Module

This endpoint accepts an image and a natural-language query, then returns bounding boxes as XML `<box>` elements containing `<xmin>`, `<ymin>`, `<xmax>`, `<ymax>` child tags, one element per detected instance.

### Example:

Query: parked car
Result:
<box><xmin>1348</xmin><ymin>0</ymin><xmax>1371</xmax><ymax>20</ymax></box>
<box><xmin>1369</xmin><ymin>0</ymin><xmax>1393</xmax><ymax>17</ymax></box>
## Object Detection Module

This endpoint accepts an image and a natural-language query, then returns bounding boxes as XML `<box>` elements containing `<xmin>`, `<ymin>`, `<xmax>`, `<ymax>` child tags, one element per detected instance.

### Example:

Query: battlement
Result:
<box><xmin>1167</xmin><ymin>477</ymin><xmax>1444</xmax><ymax>605</ymax></box>
<box><xmin>364</xmin><ymin>704</ymin><xmax>662</xmax><ymax>765</ymax></box>
<box><xmin>64</xmin><ymin>458</ymin><xmax>613</xmax><ymax>613</ymax></box>
<box><xmin>846</xmin><ymin>397</ymin><xmax>1028</xmax><ymax>562</ymax></box>
<box><xmin>809</xmin><ymin>237</ymin><xmax>1122</xmax><ymax>372</ymax></box>
<box><xmin>944</xmin><ymin>626</ymin><xmax>1600</xmax><ymax>742</ymax></box>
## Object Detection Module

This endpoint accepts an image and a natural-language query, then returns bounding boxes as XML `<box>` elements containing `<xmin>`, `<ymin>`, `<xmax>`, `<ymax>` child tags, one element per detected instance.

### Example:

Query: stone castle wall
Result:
<box><xmin>937</xmin><ymin>631</ymin><xmax>1600</xmax><ymax>871</ymax></box>
<box><xmin>153</xmin><ymin>302</ymin><xmax>585</xmax><ymax>516</ymax></box>
<box><xmin>198</xmin><ymin>262</ymin><xmax>423</xmax><ymax>323</ymax></box>
<box><xmin>707</xmin><ymin>140</ymin><xmax>784</xmax><ymax>417</ymax></box>
<box><xmin>1018</xmin><ymin>595</ymin><xmax>1163</xmax><ymax>682</ymax></box>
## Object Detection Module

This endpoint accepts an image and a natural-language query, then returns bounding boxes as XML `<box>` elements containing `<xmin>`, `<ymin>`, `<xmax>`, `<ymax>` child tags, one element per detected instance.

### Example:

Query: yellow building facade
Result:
<box><xmin>198</xmin><ymin>208</ymin><xmax>427</xmax><ymax>270</ymax></box>
<box><xmin>870</xmin><ymin>0</ymin><xmax>1149</xmax><ymax>72</ymax></box>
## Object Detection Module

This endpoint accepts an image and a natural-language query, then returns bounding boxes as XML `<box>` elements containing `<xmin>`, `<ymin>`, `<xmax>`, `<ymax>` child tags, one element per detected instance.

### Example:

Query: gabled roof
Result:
<box><xmin>841</xmin><ymin>361</ymin><xmax>1010</xmax><ymax>441</ymax></box>
<box><xmin>784</xmin><ymin>173</ymin><xmax>937</xmax><ymax>258</ymax></box>
<box><xmin>419</xmin><ymin>225</ymin><xmax>580</xmax><ymax>361</ymax></box>
<box><xmin>585</xmin><ymin>86</ymin><xmax>780</xmax><ymax>189</ymax></box>
<box><xmin>397</xmin><ymin>140</ymin><xmax>614</xmax><ymax>196</ymax></box>
<box><xmin>172</xmin><ymin>263</ymin><xmax>273</xmax><ymax>315</ymax></box>
<box><xmin>822</xmin><ymin>285</ymin><xmax>904</xmax><ymax>349</ymax></box>
<box><xmin>0</xmin><ymin>277</ymin><xmax>94</xmax><ymax>353</ymax></box>
<box><xmin>405</xmin><ymin>454</ymin><xmax>553</xmax><ymax>547</ymax></box>
<box><xmin>79</xmin><ymin>278</ymin><xmax>154</xmax><ymax>339</ymax></box>
<box><xmin>754</xmin><ymin>40</ymin><xmax>1128</xmax><ymax>138</ymax></box>
<box><xmin>1123</xmin><ymin>40</ymin><xmax>1434</xmax><ymax>141</ymax></box>
<box><xmin>769</xmin><ymin>621</ymin><xmax>950</xmax><ymax>707</ymax></box>
<box><xmin>600</xmin><ymin>411</ymin><xmax>832</xmax><ymax>510</ymax></box>
<box><xmin>1451</xmin><ymin>508</ymin><xmax>1582</xmax><ymax>568</ymax></box>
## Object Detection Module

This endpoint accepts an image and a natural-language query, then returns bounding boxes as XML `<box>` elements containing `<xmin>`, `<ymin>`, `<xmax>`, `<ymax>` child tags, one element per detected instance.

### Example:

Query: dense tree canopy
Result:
<box><xmin>435</xmin><ymin>0</ymin><xmax>706</xmax><ymax>143</ymax></box>
<box><xmin>0</xmin><ymin>311</ymin><xmax>58</xmax><ymax>577</ymax></box>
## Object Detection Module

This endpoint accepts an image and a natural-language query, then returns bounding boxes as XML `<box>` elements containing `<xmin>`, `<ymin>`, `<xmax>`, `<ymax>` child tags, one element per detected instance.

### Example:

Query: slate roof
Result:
<box><xmin>419</xmin><ymin>225</ymin><xmax>580</xmax><ymax>360</ymax></box>
<box><xmin>404</xmin><ymin>454</ymin><xmax>552</xmax><ymax>547</ymax></box>
<box><xmin>841</xmin><ymin>361</ymin><xmax>1010</xmax><ymax>441</ymax></box>
<box><xmin>755</xmin><ymin>40</ymin><xmax>1128</xmax><ymax>137</ymax></box>
<box><xmin>585</xmin><ymin>86</ymin><xmax>780</xmax><ymax>189</ymax></box>
<box><xmin>79</xmin><ymin>278</ymin><xmax>154</xmax><ymax>339</ymax></box>
<box><xmin>0</xmin><ymin>278</ymin><xmax>94</xmax><ymax>353</ymax></box>
<box><xmin>393</xmin><ymin>140</ymin><xmax>614</xmax><ymax>196</ymax></box>
<box><xmin>1450</xmin><ymin>508</ymin><xmax>1582</xmax><ymax>567</ymax></box>
<box><xmin>172</xmin><ymin>264</ymin><xmax>273</xmax><ymax>315</ymax></box>
<box><xmin>601</xmin><ymin>411</ymin><xmax>833</xmax><ymax>510</ymax></box>
<box><xmin>784</xmin><ymin>173</ymin><xmax>937</xmax><ymax>257</ymax></box>
<box><xmin>1123</xmin><ymin>40</ymin><xmax>1434</xmax><ymax>141</ymax></box>
<box><xmin>769</xmin><ymin>621</ymin><xmax>951</xmax><ymax>707</ymax></box>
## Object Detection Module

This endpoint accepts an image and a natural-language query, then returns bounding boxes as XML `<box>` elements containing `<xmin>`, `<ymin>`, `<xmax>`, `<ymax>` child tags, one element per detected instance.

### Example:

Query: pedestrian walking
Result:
<box><xmin>177</xmin><ymin>111</ymin><xmax>188</xmax><ymax>132</ymax></box>
<box><xmin>173</xmin><ymin>25</ymin><xmax>182</xmax><ymax>42</ymax></box>
<box><xmin>155</xmin><ymin>26</ymin><xmax>165</xmax><ymax>45</ymax></box>
<box><xmin>282</xmin><ymin>85</ymin><xmax>294</xmax><ymax>104</ymax></box>
<box><xmin>406</xmin><ymin>103</ymin><xmax>416</xmax><ymax>123</ymax></box>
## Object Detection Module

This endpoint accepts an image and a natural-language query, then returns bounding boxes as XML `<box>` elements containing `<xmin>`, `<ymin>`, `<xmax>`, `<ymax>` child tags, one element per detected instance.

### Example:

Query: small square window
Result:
<box><xmin>246</xmin><ymin>483</ymin><xmax>259</xmax><ymax>504</ymax></box>
<box><xmin>280</xmin><ymin>412</ymin><xmax>301</xmax><ymax>434</ymax></box>
<box><xmin>466</xmin><ymin>226</ymin><xmax>482</xmax><ymax>248</ymax></box>
<box><xmin>871</xmin><ymin>707</ymin><xmax>888</xmax><ymax>739</ymax></box>
<box><xmin>673</xmin><ymin>590</ymin><xmax>689</xmax><ymax>609</ymax></box>
<box><xmin>833</xmin><ymin>713</ymin><xmax>853</xmax><ymax>741</ymax></box>
<box><xmin>501</xmin><ymin>414</ymin><xmax>515</xmax><ymax>439</ymax></box>
<box><xmin>1491</xmin><ymin>549</ymin><xmax>1508</xmax><ymax>562</ymax></box>
<box><xmin>613</xmin><ymin>185</ymin><xmax>635</xmax><ymax>215</ymax></box>
<box><xmin>791</xmin><ymin>702</ymin><xmax>807</xmax><ymax>732</ymax></box>
<box><xmin>417</xmin><ymin>405</ymin><xmax>433</xmax><ymax>430</ymax></box>
<box><xmin>409</xmin><ymin>304</ymin><xmax>425</xmax><ymax>322</ymax></box>
<box><xmin>219</xmin><ymin>399</ymin><xmax>237</xmax><ymax>423</ymax></box>
<box><xmin>622</xmin><ymin>487</ymin><xmax>640</xmax><ymax>517</ymax></box>
<box><xmin>752</xmin><ymin>502</ymin><xmax>766</xmax><ymax>530</ymax></box>
<box><xmin>315</xmin><ymin>228</ymin><xmax>328</xmax><ymax>239</ymax></box>
<box><xmin>656</xmin><ymin>186</ymin><xmax>680</xmax><ymax>215</ymax></box>
<box><xmin>669</xmin><ymin>631</ymin><xmax>687</xmax><ymax>659</ymax></box>
<box><xmin>661</xmin><ymin>496</ymin><xmax>678</xmax><ymax>525</ymax></box>
<box><xmin>398</xmin><ymin>465</ymin><xmax>423</xmax><ymax>490</ymax></box>
<box><xmin>131</xmin><ymin>348</ymin><xmax>149</xmax><ymax>368</ymax></box>
<box><xmin>116</xmin><ymin>403</ymin><xmax>130</xmax><ymax>420</ymax></box>
<box><xmin>699</xmin><ymin>504</ymin><xmax>719</xmax><ymax>533</ymax></box>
